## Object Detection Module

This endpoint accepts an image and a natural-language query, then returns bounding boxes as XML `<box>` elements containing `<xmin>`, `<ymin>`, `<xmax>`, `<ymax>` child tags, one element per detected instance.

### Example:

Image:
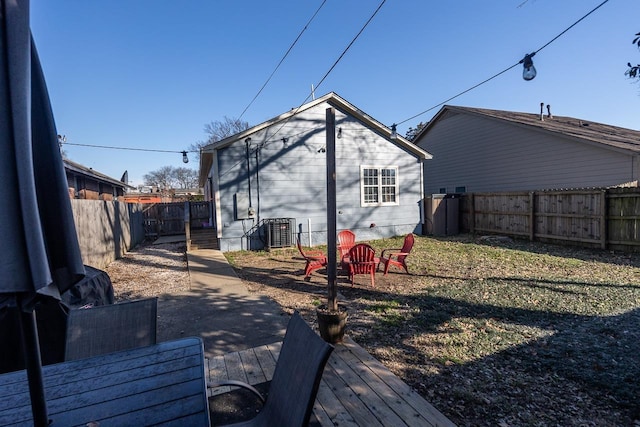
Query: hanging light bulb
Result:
<box><xmin>390</xmin><ymin>124</ymin><xmax>398</xmax><ymax>140</ymax></box>
<box><xmin>522</xmin><ymin>53</ymin><xmax>537</xmax><ymax>81</ymax></box>
<box><xmin>182</xmin><ymin>151</ymin><xmax>189</xmax><ymax>163</ymax></box>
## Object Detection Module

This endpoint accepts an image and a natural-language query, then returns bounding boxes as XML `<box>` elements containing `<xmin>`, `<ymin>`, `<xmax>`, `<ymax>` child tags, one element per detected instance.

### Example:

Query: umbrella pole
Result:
<box><xmin>18</xmin><ymin>309</ymin><xmax>50</xmax><ymax>427</ymax></box>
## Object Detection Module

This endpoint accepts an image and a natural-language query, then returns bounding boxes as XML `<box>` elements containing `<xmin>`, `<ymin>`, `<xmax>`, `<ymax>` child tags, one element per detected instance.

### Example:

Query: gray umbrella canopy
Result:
<box><xmin>0</xmin><ymin>1</ymin><xmax>85</xmax><ymax>425</ymax></box>
<box><xmin>0</xmin><ymin>1</ymin><xmax>85</xmax><ymax>308</ymax></box>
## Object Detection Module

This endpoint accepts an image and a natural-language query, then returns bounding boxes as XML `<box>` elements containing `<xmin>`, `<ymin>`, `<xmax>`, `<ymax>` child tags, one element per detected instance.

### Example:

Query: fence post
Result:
<box><xmin>600</xmin><ymin>190</ymin><xmax>607</xmax><ymax>249</ymax></box>
<box><xmin>184</xmin><ymin>201</ymin><xmax>191</xmax><ymax>252</ymax></box>
<box><xmin>529</xmin><ymin>191</ymin><xmax>535</xmax><ymax>241</ymax></box>
<box><xmin>469</xmin><ymin>193</ymin><xmax>475</xmax><ymax>234</ymax></box>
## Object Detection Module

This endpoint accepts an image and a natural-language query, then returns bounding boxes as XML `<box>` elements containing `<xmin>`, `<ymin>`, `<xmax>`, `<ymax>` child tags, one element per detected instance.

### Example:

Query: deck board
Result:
<box><xmin>208</xmin><ymin>336</ymin><xmax>455</xmax><ymax>427</ymax></box>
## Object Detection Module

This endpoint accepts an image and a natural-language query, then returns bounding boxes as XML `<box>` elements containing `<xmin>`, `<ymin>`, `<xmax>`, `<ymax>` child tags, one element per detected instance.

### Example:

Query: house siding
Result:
<box><xmin>213</xmin><ymin>101</ymin><xmax>424</xmax><ymax>252</ymax></box>
<box><xmin>419</xmin><ymin>112</ymin><xmax>636</xmax><ymax>194</ymax></box>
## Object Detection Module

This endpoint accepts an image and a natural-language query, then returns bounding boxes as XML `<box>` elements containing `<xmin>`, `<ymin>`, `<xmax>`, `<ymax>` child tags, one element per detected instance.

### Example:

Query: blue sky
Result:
<box><xmin>30</xmin><ymin>0</ymin><xmax>639</xmax><ymax>187</ymax></box>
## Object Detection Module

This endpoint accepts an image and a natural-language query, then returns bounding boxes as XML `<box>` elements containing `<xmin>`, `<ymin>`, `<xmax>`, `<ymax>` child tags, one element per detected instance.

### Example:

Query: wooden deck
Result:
<box><xmin>208</xmin><ymin>336</ymin><xmax>455</xmax><ymax>427</ymax></box>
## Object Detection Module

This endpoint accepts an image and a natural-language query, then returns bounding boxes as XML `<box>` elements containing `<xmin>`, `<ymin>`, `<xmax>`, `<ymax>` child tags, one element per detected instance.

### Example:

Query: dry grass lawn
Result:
<box><xmin>224</xmin><ymin>234</ymin><xmax>640</xmax><ymax>426</ymax></box>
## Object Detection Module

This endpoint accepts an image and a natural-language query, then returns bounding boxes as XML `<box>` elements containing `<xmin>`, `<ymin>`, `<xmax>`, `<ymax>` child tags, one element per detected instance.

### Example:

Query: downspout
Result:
<box><xmin>255</xmin><ymin>145</ymin><xmax>261</xmax><ymax>223</ymax></box>
<box><xmin>212</xmin><ymin>150</ymin><xmax>223</xmax><ymax>239</ymax></box>
<box><xmin>419</xmin><ymin>158</ymin><xmax>425</xmax><ymax>226</ymax></box>
<box><xmin>245</xmin><ymin>138</ymin><xmax>252</xmax><ymax>211</ymax></box>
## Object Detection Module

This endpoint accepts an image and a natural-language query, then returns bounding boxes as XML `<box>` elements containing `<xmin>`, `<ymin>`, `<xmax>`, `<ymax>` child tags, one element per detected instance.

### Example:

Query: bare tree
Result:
<box><xmin>189</xmin><ymin>116</ymin><xmax>250</xmax><ymax>161</ymax></box>
<box><xmin>405</xmin><ymin>122</ymin><xmax>427</xmax><ymax>142</ymax></box>
<box><xmin>626</xmin><ymin>32</ymin><xmax>640</xmax><ymax>81</ymax></box>
<box><xmin>173</xmin><ymin>167</ymin><xmax>198</xmax><ymax>189</ymax></box>
<box><xmin>143</xmin><ymin>166</ymin><xmax>176</xmax><ymax>190</ymax></box>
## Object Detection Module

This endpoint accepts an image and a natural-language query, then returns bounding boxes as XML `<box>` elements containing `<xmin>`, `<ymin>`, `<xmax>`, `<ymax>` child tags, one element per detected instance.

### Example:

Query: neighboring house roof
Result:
<box><xmin>199</xmin><ymin>92</ymin><xmax>432</xmax><ymax>186</ymax></box>
<box><xmin>416</xmin><ymin>105</ymin><xmax>640</xmax><ymax>155</ymax></box>
<box><xmin>64</xmin><ymin>159</ymin><xmax>134</xmax><ymax>190</ymax></box>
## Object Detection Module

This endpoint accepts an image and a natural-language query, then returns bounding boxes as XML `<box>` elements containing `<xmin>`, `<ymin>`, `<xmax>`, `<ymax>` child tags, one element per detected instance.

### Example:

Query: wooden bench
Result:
<box><xmin>0</xmin><ymin>337</ymin><xmax>210</xmax><ymax>426</ymax></box>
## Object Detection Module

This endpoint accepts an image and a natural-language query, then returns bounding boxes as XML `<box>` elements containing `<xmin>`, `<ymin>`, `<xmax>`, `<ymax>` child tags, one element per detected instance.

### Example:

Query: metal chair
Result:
<box><xmin>212</xmin><ymin>311</ymin><xmax>333</xmax><ymax>427</ymax></box>
<box><xmin>64</xmin><ymin>297</ymin><xmax>157</xmax><ymax>361</ymax></box>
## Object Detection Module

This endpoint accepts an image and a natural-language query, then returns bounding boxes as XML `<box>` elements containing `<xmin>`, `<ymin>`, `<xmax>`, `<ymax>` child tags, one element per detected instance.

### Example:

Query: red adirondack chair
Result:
<box><xmin>378</xmin><ymin>233</ymin><xmax>415</xmax><ymax>275</ymax></box>
<box><xmin>347</xmin><ymin>243</ymin><xmax>377</xmax><ymax>287</ymax></box>
<box><xmin>297</xmin><ymin>239</ymin><xmax>327</xmax><ymax>279</ymax></box>
<box><xmin>337</xmin><ymin>230</ymin><xmax>356</xmax><ymax>270</ymax></box>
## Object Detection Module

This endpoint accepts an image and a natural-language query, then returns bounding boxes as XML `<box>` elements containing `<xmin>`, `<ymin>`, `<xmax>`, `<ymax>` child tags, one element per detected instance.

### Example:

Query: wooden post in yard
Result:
<box><xmin>529</xmin><ymin>191</ymin><xmax>535</xmax><ymax>242</ymax></box>
<box><xmin>326</xmin><ymin>108</ymin><xmax>338</xmax><ymax>312</ymax></box>
<box><xmin>600</xmin><ymin>190</ymin><xmax>607</xmax><ymax>249</ymax></box>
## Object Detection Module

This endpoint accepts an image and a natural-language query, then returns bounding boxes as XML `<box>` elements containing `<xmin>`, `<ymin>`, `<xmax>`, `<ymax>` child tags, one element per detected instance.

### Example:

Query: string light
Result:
<box><xmin>61</xmin><ymin>141</ymin><xmax>196</xmax><ymax>164</ymax></box>
<box><xmin>391</xmin><ymin>0</ymin><xmax>610</xmax><ymax>129</ymax></box>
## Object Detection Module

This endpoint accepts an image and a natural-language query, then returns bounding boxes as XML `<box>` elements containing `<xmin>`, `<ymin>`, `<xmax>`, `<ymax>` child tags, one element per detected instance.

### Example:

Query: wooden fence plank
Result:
<box><xmin>457</xmin><ymin>188</ymin><xmax>640</xmax><ymax>252</ymax></box>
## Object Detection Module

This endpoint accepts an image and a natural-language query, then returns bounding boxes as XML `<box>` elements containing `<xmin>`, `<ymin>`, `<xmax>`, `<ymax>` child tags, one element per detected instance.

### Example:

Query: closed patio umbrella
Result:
<box><xmin>0</xmin><ymin>1</ymin><xmax>85</xmax><ymax>425</ymax></box>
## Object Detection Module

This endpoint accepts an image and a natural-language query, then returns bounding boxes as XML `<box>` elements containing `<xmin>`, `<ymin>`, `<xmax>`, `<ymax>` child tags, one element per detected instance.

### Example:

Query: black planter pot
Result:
<box><xmin>316</xmin><ymin>305</ymin><xmax>348</xmax><ymax>344</ymax></box>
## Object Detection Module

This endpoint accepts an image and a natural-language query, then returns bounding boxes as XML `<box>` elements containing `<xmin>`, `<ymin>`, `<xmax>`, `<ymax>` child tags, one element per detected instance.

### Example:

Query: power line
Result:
<box><xmin>62</xmin><ymin>142</ymin><xmax>197</xmax><ymax>154</ymax></box>
<box><xmin>237</xmin><ymin>0</ymin><xmax>328</xmax><ymax>121</ymax></box>
<box><xmin>266</xmin><ymin>0</ymin><xmax>387</xmax><ymax>143</ymax></box>
<box><xmin>396</xmin><ymin>0</ymin><xmax>610</xmax><ymax>127</ymax></box>
<box><xmin>311</xmin><ymin>0</ymin><xmax>387</xmax><ymax>96</ymax></box>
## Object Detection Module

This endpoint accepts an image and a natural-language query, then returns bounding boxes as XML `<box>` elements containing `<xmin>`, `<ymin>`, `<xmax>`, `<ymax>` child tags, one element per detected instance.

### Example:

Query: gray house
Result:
<box><xmin>198</xmin><ymin>92</ymin><xmax>432</xmax><ymax>252</ymax></box>
<box><xmin>414</xmin><ymin>105</ymin><xmax>640</xmax><ymax>195</ymax></box>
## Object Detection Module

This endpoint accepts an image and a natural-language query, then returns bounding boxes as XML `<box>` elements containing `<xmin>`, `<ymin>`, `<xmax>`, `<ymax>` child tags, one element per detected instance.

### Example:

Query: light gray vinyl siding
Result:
<box><xmin>215</xmin><ymin>101</ymin><xmax>423</xmax><ymax>251</ymax></box>
<box><xmin>419</xmin><ymin>112</ymin><xmax>636</xmax><ymax>194</ymax></box>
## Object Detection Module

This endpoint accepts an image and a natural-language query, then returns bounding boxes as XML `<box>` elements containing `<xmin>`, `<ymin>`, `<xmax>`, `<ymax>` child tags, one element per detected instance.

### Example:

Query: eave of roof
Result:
<box><xmin>417</xmin><ymin>105</ymin><xmax>640</xmax><ymax>155</ymax></box>
<box><xmin>199</xmin><ymin>92</ymin><xmax>432</xmax><ymax>186</ymax></box>
<box><xmin>64</xmin><ymin>159</ymin><xmax>134</xmax><ymax>189</ymax></box>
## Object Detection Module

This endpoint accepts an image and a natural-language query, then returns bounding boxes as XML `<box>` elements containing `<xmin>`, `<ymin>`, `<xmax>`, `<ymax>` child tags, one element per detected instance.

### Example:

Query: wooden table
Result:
<box><xmin>0</xmin><ymin>337</ymin><xmax>210</xmax><ymax>427</ymax></box>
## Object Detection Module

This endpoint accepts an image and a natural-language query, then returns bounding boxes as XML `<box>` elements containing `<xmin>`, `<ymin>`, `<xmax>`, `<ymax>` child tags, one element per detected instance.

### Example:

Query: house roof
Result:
<box><xmin>64</xmin><ymin>159</ymin><xmax>134</xmax><ymax>190</ymax></box>
<box><xmin>416</xmin><ymin>105</ymin><xmax>640</xmax><ymax>155</ymax></box>
<box><xmin>199</xmin><ymin>92</ymin><xmax>432</xmax><ymax>186</ymax></box>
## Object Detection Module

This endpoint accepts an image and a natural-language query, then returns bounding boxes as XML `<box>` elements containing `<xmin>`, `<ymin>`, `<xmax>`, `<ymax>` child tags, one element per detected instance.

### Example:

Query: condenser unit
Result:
<box><xmin>265</xmin><ymin>218</ymin><xmax>295</xmax><ymax>249</ymax></box>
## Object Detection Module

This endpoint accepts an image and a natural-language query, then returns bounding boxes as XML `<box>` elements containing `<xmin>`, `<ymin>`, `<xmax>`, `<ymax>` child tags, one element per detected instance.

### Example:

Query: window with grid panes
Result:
<box><xmin>360</xmin><ymin>166</ymin><xmax>399</xmax><ymax>206</ymax></box>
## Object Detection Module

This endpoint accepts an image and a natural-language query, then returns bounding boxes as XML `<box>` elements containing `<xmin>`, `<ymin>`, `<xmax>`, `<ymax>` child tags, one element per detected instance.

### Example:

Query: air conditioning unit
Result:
<box><xmin>266</xmin><ymin>218</ymin><xmax>295</xmax><ymax>249</ymax></box>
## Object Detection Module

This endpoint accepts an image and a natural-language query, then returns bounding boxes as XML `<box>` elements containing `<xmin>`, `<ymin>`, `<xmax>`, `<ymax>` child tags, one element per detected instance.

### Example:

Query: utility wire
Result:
<box><xmin>266</xmin><ymin>0</ymin><xmax>387</xmax><ymax>142</ymax></box>
<box><xmin>237</xmin><ymin>0</ymin><xmax>328</xmax><ymax>121</ymax></box>
<box><xmin>62</xmin><ymin>142</ymin><xmax>197</xmax><ymax>153</ymax></box>
<box><xmin>218</xmin><ymin>0</ymin><xmax>386</xmax><ymax>180</ymax></box>
<box><xmin>311</xmin><ymin>0</ymin><xmax>386</xmax><ymax>96</ymax></box>
<box><xmin>396</xmin><ymin>0</ymin><xmax>610</xmax><ymax>126</ymax></box>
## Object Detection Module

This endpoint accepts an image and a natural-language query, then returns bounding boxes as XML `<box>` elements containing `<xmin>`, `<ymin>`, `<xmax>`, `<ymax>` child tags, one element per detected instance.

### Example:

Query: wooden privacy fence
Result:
<box><xmin>71</xmin><ymin>200</ymin><xmax>145</xmax><ymax>269</ymax></box>
<box><xmin>459</xmin><ymin>187</ymin><xmax>640</xmax><ymax>252</ymax></box>
<box><xmin>143</xmin><ymin>203</ymin><xmax>186</xmax><ymax>236</ymax></box>
<box><xmin>143</xmin><ymin>201</ymin><xmax>213</xmax><ymax>240</ymax></box>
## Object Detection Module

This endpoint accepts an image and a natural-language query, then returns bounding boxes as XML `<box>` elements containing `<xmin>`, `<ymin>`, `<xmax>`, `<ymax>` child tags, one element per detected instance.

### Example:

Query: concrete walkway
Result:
<box><xmin>156</xmin><ymin>249</ymin><xmax>288</xmax><ymax>360</ymax></box>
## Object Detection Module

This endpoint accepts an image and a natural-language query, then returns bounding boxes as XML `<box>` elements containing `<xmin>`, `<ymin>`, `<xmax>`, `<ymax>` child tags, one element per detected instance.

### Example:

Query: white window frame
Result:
<box><xmin>360</xmin><ymin>165</ymin><xmax>399</xmax><ymax>207</ymax></box>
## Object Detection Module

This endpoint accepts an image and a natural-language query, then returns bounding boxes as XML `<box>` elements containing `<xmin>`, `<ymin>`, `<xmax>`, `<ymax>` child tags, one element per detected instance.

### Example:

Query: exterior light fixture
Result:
<box><xmin>282</xmin><ymin>137</ymin><xmax>289</xmax><ymax>147</ymax></box>
<box><xmin>337</xmin><ymin>127</ymin><xmax>342</xmax><ymax>139</ymax></box>
<box><xmin>390</xmin><ymin>124</ymin><xmax>398</xmax><ymax>140</ymax></box>
<box><xmin>521</xmin><ymin>53</ymin><xmax>537</xmax><ymax>81</ymax></box>
<box><xmin>182</xmin><ymin>151</ymin><xmax>189</xmax><ymax>163</ymax></box>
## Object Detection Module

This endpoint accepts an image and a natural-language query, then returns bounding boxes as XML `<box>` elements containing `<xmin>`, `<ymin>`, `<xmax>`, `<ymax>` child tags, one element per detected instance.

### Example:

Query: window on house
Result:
<box><xmin>455</xmin><ymin>186</ymin><xmax>466</xmax><ymax>193</ymax></box>
<box><xmin>438</xmin><ymin>187</ymin><xmax>446</xmax><ymax>194</ymax></box>
<box><xmin>360</xmin><ymin>166</ymin><xmax>399</xmax><ymax>206</ymax></box>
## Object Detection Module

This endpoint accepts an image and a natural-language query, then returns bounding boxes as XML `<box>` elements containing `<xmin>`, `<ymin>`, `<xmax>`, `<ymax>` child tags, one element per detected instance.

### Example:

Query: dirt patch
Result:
<box><xmin>105</xmin><ymin>242</ymin><xmax>190</xmax><ymax>302</ymax></box>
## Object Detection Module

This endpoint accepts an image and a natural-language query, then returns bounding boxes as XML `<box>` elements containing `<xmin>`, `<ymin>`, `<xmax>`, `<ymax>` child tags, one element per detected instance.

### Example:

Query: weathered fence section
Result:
<box><xmin>142</xmin><ymin>203</ymin><xmax>186</xmax><ymax>236</ymax></box>
<box><xmin>71</xmin><ymin>199</ymin><xmax>145</xmax><ymax>269</ymax></box>
<box><xmin>459</xmin><ymin>187</ymin><xmax>640</xmax><ymax>252</ymax></box>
